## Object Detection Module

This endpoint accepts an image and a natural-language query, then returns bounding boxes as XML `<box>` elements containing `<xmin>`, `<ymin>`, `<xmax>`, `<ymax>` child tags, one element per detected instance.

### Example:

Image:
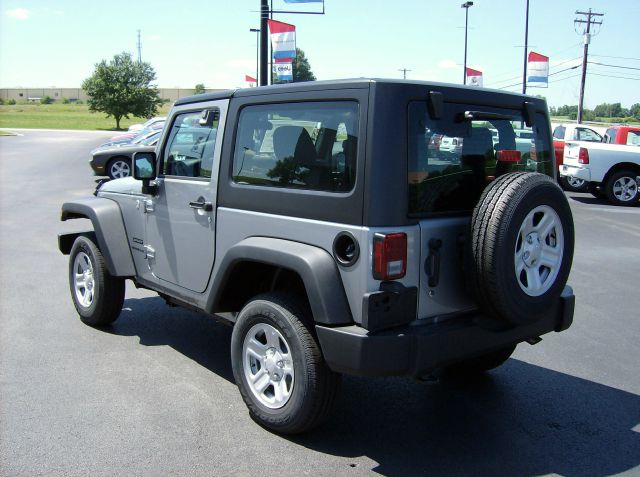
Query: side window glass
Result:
<box><xmin>162</xmin><ymin>110</ymin><xmax>218</xmax><ymax>178</ymax></box>
<box><xmin>576</xmin><ymin>128</ymin><xmax>602</xmax><ymax>142</ymax></box>
<box><xmin>232</xmin><ymin>101</ymin><xmax>359</xmax><ymax>192</ymax></box>
<box><xmin>627</xmin><ymin>131</ymin><xmax>640</xmax><ymax>146</ymax></box>
<box><xmin>553</xmin><ymin>126</ymin><xmax>565</xmax><ymax>140</ymax></box>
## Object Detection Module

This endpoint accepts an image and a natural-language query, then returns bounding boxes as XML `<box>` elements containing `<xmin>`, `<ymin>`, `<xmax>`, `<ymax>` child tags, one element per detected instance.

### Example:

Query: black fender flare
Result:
<box><xmin>208</xmin><ymin>237</ymin><xmax>353</xmax><ymax>326</ymax></box>
<box><xmin>59</xmin><ymin>198</ymin><xmax>136</xmax><ymax>277</ymax></box>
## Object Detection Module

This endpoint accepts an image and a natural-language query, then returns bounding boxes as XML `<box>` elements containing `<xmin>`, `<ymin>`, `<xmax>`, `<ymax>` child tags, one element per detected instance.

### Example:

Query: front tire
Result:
<box><xmin>69</xmin><ymin>236</ymin><xmax>125</xmax><ymax>326</ymax></box>
<box><xmin>605</xmin><ymin>170</ymin><xmax>639</xmax><ymax>206</ymax></box>
<box><xmin>107</xmin><ymin>158</ymin><xmax>131</xmax><ymax>179</ymax></box>
<box><xmin>231</xmin><ymin>293</ymin><xmax>340</xmax><ymax>434</ymax></box>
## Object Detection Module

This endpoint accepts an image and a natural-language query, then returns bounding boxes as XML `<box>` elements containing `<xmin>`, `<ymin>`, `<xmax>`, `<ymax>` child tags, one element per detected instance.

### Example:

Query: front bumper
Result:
<box><xmin>316</xmin><ymin>286</ymin><xmax>574</xmax><ymax>377</ymax></box>
<box><xmin>559</xmin><ymin>164</ymin><xmax>591</xmax><ymax>181</ymax></box>
<box><xmin>89</xmin><ymin>158</ymin><xmax>105</xmax><ymax>174</ymax></box>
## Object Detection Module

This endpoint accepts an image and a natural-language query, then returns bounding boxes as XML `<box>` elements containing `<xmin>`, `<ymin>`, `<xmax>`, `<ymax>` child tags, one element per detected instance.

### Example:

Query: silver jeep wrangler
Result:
<box><xmin>59</xmin><ymin>79</ymin><xmax>575</xmax><ymax>434</ymax></box>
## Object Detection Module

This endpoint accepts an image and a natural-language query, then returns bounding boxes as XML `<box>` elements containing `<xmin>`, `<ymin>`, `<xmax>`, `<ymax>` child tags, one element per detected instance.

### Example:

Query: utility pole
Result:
<box><xmin>136</xmin><ymin>30</ymin><xmax>142</xmax><ymax>63</ymax></box>
<box><xmin>398</xmin><ymin>68</ymin><xmax>411</xmax><ymax>79</ymax></box>
<box><xmin>522</xmin><ymin>0</ymin><xmax>530</xmax><ymax>95</ymax></box>
<box><xmin>575</xmin><ymin>8</ymin><xmax>603</xmax><ymax>123</ymax></box>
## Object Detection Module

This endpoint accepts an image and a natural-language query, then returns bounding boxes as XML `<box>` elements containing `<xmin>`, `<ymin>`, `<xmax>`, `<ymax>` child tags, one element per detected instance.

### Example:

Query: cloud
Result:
<box><xmin>6</xmin><ymin>8</ymin><xmax>30</xmax><ymax>20</ymax></box>
<box><xmin>437</xmin><ymin>59</ymin><xmax>459</xmax><ymax>69</ymax></box>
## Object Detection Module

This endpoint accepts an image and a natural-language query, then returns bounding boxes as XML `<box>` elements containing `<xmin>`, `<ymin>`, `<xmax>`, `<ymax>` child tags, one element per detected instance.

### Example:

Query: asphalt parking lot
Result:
<box><xmin>1</xmin><ymin>129</ymin><xmax>639</xmax><ymax>476</ymax></box>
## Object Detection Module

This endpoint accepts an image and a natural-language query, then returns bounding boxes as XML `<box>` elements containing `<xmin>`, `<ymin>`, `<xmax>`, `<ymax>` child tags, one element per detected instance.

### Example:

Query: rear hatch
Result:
<box><xmin>407</xmin><ymin>100</ymin><xmax>554</xmax><ymax>321</ymax></box>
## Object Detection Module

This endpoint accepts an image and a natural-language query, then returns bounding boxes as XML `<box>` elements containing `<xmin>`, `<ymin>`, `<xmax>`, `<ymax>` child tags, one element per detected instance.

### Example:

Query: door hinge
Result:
<box><xmin>143</xmin><ymin>199</ymin><xmax>154</xmax><ymax>213</ymax></box>
<box><xmin>144</xmin><ymin>245</ymin><xmax>155</xmax><ymax>260</ymax></box>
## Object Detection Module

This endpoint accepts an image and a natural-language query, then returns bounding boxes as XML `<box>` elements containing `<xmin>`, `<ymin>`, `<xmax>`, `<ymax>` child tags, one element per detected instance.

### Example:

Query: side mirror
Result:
<box><xmin>132</xmin><ymin>151</ymin><xmax>157</xmax><ymax>194</ymax></box>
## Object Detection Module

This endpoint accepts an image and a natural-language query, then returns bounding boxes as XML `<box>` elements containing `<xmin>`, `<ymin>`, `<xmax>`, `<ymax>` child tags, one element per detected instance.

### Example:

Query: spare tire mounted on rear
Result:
<box><xmin>469</xmin><ymin>172</ymin><xmax>574</xmax><ymax>325</ymax></box>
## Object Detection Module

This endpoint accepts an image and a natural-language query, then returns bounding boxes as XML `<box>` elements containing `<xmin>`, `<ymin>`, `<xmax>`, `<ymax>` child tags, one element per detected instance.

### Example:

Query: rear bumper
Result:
<box><xmin>316</xmin><ymin>286</ymin><xmax>574</xmax><ymax>377</ymax></box>
<box><xmin>559</xmin><ymin>164</ymin><xmax>591</xmax><ymax>181</ymax></box>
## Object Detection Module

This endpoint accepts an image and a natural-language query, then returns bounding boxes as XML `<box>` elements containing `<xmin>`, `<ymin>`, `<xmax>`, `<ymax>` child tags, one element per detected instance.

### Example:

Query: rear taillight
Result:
<box><xmin>373</xmin><ymin>233</ymin><xmax>407</xmax><ymax>281</ymax></box>
<box><xmin>578</xmin><ymin>147</ymin><xmax>590</xmax><ymax>164</ymax></box>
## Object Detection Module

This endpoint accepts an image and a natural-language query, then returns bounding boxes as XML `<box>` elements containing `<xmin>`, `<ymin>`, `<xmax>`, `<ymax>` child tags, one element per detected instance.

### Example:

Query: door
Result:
<box><xmin>144</xmin><ymin>101</ymin><xmax>227</xmax><ymax>293</ymax></box>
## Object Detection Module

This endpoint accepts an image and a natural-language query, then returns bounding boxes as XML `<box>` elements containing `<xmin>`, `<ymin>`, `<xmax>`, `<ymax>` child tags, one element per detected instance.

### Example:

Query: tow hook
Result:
<box><xmin>526</xmin><ymin>336</ymin><xmax>542</xmax><ymax>345</ymax></box>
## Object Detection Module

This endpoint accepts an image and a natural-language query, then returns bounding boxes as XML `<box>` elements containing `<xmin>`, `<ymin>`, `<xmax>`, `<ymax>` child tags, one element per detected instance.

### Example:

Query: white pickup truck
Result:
<box><xmin>559</xmin><ymin>142</ymin><xmax>640</xmax><ymax>206</ymax></box>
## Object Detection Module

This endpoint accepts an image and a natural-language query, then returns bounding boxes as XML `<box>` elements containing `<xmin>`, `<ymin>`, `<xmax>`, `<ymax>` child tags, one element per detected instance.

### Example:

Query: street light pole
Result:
<box><xmin>250</xmin><ymin>28</ymin><xmax>260</xmax><ymax>84</ymax></box>
<box><xmin>522</xmin><ymin>0</ymin><xmax>530</xmax><ymax>95</ymax></box>
<box><xmin>259</xmin><ymin>0</ymin><xmax>269</xmax><ymax>86</ymax></box>
<box><xmin>461</xmin><ymin>2</ymin><xmax>473</xmax><ymax>85</ymax></box>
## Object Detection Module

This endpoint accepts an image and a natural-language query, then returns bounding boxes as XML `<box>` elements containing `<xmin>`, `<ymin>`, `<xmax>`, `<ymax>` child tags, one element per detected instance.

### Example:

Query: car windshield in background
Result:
<box><xmin>408</xmin><ymin>101</ymin><xmax>552</xmax><ymax>215</ymax></box>
<box><xmin>133</xmin><ymin>131</ymin><xmax>161</xmax><ymax>145</ymax></box>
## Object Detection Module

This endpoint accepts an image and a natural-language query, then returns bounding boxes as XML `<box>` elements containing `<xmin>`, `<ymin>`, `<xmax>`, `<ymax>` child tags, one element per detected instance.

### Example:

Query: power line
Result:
<box><xmin>590</xmin><ymin>54</ymin><xmax>640</xmax><ymax>62</ymax></box>
<box><xmin>588</xmin><ymin>61</ymin><xmax>640</xmax><ymax>71</ymax></box>
<box><xmin>488</xmin><ymin>56</ymin><xmax>582</xmax><ymax>88</ymax></box>
<box><xmin>589</xmin><ymin>72</ymin><xmax>640</xmax><ymax>81</ymax></box>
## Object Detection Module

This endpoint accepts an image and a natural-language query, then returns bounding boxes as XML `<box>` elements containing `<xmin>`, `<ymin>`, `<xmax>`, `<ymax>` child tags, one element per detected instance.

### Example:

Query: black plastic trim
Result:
<box><xmin>316</xmin><ymin>285</ymin><xmax>575</xmax><ymax>377</ymax></box>
<box><xmin>206</xmin><ymin>237</ymin><xmax>353</xmax><ymax>325</ymax></box>
<box><xmin>60</xmin><ymin>198</ymin><xmax>136</xmax><ymax>277</ymax></box>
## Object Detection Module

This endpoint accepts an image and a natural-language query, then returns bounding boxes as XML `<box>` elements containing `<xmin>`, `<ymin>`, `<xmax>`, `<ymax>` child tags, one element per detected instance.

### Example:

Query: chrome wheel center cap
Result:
<box><xmin>522</xmin><ymin>233</ymin><xmax>542</xmax><ymax>267</ymax></box>
<box><xmin>264</xmin><ymin>347</ymin><xmax>285</xmax><ymax>381</ymax></box>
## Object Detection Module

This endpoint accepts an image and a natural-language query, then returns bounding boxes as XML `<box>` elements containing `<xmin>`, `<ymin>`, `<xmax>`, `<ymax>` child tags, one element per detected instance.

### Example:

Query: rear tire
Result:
<box><xmin>469</xmin><ymin>173</ymin><xmax>574</xmax><ymax>325</ymax></box>
<box><xmin>559</xmin><ymin>175</ymin><xmax>587</xmax><ymax>192</ymax></box>
<box><xmin>605</xmin><ymin>170</ymin><xmax>639</xmax><ymax>206</ymax></box>
<box><xmin>69</xmin><ymin>236</ymin><xmax>125</xmax><ymax>326</ymax></box>
<box><xmin>231</xmin><ymin>292</ymin><xmax>340</xmax><ymax>434</ymax></box>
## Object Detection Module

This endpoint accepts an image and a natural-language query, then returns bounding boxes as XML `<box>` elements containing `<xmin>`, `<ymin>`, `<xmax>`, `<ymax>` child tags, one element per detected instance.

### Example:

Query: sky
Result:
<box><xmin>1</xmin><ymin>0</ymin><xmax>638</xmax><ymax>109</ymax></box>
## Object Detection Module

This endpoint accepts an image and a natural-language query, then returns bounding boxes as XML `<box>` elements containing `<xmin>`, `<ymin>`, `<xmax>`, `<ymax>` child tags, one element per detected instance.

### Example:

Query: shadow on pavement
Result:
<box><xmin>108</xmin><ymin>297</ymin><xmax>639</xmax><ymax>476</ymax></box>
<box><xmin>109</xmin><ymin>296</ymin><xmax>234</xmax><ymax>383</ymax></box>
<box><xmin>294</xmin><ymin>362</ymin><xmax>640</xmax><ymax>476</ymax></box>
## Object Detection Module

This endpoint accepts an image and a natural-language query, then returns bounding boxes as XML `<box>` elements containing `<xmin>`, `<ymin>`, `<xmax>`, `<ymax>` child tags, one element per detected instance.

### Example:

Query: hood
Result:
<box><xmin>92</xmin><ymin>144</ymin><xmax>155</xmax><ymax>157</ymax></box>
<box><xmin>97</xmin><ymin>176</ymin><xmax>143</xmax><ymax>195</ymax></box>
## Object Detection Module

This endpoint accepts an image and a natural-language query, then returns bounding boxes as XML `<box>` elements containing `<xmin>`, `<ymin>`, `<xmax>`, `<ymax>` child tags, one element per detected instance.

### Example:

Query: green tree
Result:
<box><xmin>272</xmin><ymin>48</ymin><xmax>316</xmax><ymax>84</ymax></box>
<box><xmin>293</xmin><ymin>48</ymin><xmax>316</xmax><ymax>82</ymax></box>
<box><xmin>194</xmin><ymin>83</ymin><xmax>206</xmax><ymax>94</ymax></box>
<box><xmin>630</xmin><ymin>103</ymin><xmax>640</xmax><ymax>120</ymax></box>
<box><xmin>82</xmin><ymin>52</ymin><xmax>164</xmax><ymax>129</ymax></box>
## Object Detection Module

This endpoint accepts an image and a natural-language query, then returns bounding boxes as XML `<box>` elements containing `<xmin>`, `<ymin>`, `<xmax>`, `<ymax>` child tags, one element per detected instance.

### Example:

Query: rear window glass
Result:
<box><xmin>408</xmin><ymin>101</ymin><xmax>553</xmax><ymax>215</ymax></box>
<box><xmin>232</xmin><ymin>101</ymin><xmax>359</xmax><ymax>192</ymax></box>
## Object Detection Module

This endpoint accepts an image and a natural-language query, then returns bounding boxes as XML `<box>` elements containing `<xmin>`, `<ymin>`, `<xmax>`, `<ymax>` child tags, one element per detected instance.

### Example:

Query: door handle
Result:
<box><xmin>189</xmin><ymin>198</ymin><xmax>213</xmax><ymax>211</ymax></box>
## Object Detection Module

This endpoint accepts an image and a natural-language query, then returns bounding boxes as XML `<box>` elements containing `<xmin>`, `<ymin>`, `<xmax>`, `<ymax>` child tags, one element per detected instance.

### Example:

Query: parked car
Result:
<box><xmin>60</xmin><ymin>79</ymin><xmax>575</xmax><ymax>434</ymax></box>
<box><xmin>438</xmin><ymin>135</ymin><xmax>463</xmax><ymax>159</ymax></box>
<box><xmin>552</xmin><ymin>123</ymin><xmax>604</xmax><ymax>191</ymax></box>
<box><xmin>603</xmin><ymin>125</ymin><xmax>640</xmax><ymax>146</ymax></box>
<box><xmin>90</xmin><ymin>131</ymin><xmax>161</xmax><ymax>179</ymax></box>
<box><xmin>560</xmin><ymin>141</ymin><xmax>640</xmax><ymax>206</ymax></box>
<box><xmin>108</xmin><ymin>120</ymin><xmax>165</xmax><ymax>143</ymax></box>
<box><xmin>128</xmin><ymin>116</ymin><xmax>166</xmax><ymax>132</ymax></box>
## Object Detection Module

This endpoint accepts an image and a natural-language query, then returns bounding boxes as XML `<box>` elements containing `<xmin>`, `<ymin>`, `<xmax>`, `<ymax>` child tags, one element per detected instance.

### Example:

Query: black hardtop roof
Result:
<box><xmin>174</xmin><ymin>78</ymin><xmax>542</xmax><ymax>107</ymax></box>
